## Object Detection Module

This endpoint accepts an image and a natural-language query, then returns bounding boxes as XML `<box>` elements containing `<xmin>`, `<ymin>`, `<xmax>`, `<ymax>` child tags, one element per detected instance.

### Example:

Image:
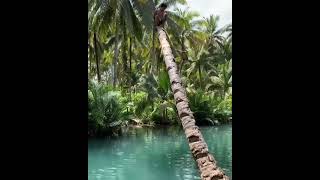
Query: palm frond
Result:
<box><xmin>120</xmin><ymin>0</ymin><xmax>143</xmax><ymax>41</ymax></box>
<box><xmin>131</xmin><ymin>0</ymin><xmax>155</xmax><ymax>32</ymax></box>
<box><xmin>186</xmin><ymin>62</ymin><xmax>196</xmax><ymax>77</ymax></box>
<box><xmin>158</xmin><ymin>71</ymin><xmax>170</xmax><ymax>96</ymax></box>
<box><xmin>167</xmin><ymin>10</ymin><xmax>187</xmax><ymax>27</ymax></box>
<box><xmin>162</xmin><ymin>0</ymin><xmax>186</xmax><ymax>7</ymax></box>
<box><xmin>166</xmin><ymin>17</ymin><xmax>183</xmax><ymax>37</ymax></box>
<box><xmin>104</xmin><ymin>36</ymin><xmax>116</xmax><ymax>50</ymax></box>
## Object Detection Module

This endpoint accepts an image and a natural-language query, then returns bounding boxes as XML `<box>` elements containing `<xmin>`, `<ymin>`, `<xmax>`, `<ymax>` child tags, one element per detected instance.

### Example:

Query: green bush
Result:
<box><xmin>188</xmin><ymin>90</ymin><xmax>232</xmax><ymax>125</ymax></box>
<box><xmin>88</xmin><ymin>81</ymin><xmax>129</xmax><ymax>136</ymax></box>
<box><xmin>188</xmin><ymin>90</ymin><xmax>215</xmax><ymax>125</ymax></box>
<box><xmin>213</xmin><ymin>94</ymin><xmax>232</xmax><ymax>123</ymax></box>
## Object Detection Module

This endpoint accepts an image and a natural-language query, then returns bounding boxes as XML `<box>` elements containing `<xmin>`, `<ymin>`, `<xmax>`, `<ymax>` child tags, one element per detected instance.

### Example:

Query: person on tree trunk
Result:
<box><xmin>154</xmin><ymin>3</ymin><xmax>168</xmax><ymax>28</ymax></box>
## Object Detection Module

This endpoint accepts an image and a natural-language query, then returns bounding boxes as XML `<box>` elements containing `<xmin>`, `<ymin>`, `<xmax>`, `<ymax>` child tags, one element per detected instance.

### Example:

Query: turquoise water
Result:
<box><xmin>88</xmin><ymin>124</ymin><xmax>232</xmax><ymax>180</ymax></box>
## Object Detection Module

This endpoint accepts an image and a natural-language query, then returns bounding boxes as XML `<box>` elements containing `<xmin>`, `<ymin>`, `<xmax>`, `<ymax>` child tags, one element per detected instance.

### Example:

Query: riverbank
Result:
<box><xmin>88</xmin><ymin>121</ymin><xmax>232</xmax><ymax>138</ymax></box>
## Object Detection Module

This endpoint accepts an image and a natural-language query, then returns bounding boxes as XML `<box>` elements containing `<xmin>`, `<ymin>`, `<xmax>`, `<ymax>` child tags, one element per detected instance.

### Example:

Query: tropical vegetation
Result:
<box><xmin>88</xmin><ymin>0</ymin><xmax>232</xmax><ymax>136</ymax></box>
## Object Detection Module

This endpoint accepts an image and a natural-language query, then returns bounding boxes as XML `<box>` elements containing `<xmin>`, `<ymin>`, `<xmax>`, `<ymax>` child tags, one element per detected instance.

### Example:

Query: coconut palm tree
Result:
<box><xmin>185</xmin><ymin>44</ymin><xmax>210</xmax><ymax>89</ymax></box>
<box><xmin>89</xmin><ymin>0</ymin><xmax>143</xmax><ymax>87</ymax></box>
<box><xmin>167</xmin><ymin>8</ymin><xmax>205</xmax><ymax>75</ymax></box>
<box><xmin>156</xmin><ymin>26</ymin><xmax>228</xmax><ymax>180</ymax></box>
<box><xmin>205</xmin><ymin>59</ymin><xmax>232</xmax><ymax>98</ymax></box>
<box><xmin>202</xmin><ymin>15</ymin><xmax>225</xmax><ymax>49</ymax></box>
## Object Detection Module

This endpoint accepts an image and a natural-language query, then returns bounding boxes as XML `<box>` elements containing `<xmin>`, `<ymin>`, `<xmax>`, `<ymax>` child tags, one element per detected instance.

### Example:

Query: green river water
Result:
<box><xmin>88</xmin><ymin>124</ymin><xmax>232</xmax><ymax>180</ymax></box>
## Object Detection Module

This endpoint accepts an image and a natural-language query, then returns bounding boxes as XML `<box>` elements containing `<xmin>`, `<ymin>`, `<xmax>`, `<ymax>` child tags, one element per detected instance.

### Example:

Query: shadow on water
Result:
<box><xmin>88</xmin><ymin>124</ymin><xmax>232</xmax><ymax>180</ymax></box>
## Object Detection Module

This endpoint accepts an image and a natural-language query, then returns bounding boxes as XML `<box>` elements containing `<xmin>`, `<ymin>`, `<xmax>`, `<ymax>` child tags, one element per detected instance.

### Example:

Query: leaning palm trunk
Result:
<box><xmin>156</xmin><ymin>27</ymin><xmax>229</xmax><ymax>180</ymax></box>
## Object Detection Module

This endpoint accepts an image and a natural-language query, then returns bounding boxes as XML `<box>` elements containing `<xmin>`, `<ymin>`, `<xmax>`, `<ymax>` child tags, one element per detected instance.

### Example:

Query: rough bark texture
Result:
<box><xmin>156</xmin><ymin>27</ymin><xmax>229</xmax><ymax>180</ymax></box>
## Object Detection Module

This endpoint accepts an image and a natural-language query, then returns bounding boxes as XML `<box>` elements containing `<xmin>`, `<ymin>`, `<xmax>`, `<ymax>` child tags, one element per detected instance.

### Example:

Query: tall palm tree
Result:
<box><xmin>221</xmin><ymin>24</ymin><xmax>232</xmax><ymax>60</ymax></box>
<box><xmin>88</xmin><ymin>30</ymin><xmax>105</xmax><ymax>82</ymax></box>
<box><xmin>156</xmin><ymin>26</ymin><xmax>228</xmax><ymax>180</ymax></box>
<box><xmin>89</xmin><ymin>0</ymin><xmax>143</xmax><ymax>87</ymax></box>
<box><xmin>205</xmin><ymin>59</ymin><xmax>232</xmax><ymax>98</ymax></box>
<box><xmin>93</xmin><ymin>33</ymin><xmax>102</xmax><ymax>82</ymax></box>
<box><xmin>195</xmin><ymin>15</ymin><xmax>228</xmax><ymax>68</ymax></box>
<box><xmin>167</xmin><ymin>8</ymin><xmax>204</xmax><ymax>75</ymax></box>
<box><xmin>185</xmin><ymin>44</ymin><xmax>209</xmax><ymax>89</ymax></box>
<box><xmin>202</xmin><ymin>15</ymin><xmax>225</xmax><ymax>49</ymax></box>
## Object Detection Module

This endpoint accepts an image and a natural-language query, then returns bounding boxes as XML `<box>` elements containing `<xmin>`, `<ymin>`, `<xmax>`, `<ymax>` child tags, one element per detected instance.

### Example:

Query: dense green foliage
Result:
<box><xmin>88</xmin><ymin>0</ymin><xmax>232</xmax><ymax>136</ymax></box>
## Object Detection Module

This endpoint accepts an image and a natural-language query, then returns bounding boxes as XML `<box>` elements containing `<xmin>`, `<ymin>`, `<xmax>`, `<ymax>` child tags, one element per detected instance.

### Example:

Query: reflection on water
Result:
<box><xmin>88</xmin><ymin>124</ymin><xmax>232</xmax><ymax>180</ymax></box>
